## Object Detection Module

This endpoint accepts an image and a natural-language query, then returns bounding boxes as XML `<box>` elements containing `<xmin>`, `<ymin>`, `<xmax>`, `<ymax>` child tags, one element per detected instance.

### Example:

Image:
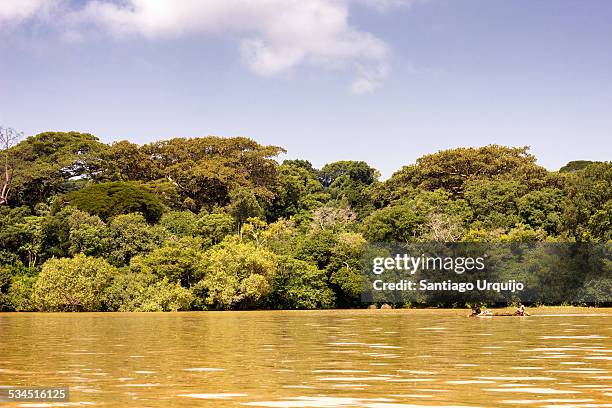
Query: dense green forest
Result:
<box><xmin>0</xmin><ymin>130</ymin><xmax>610</xmax><ymax>311</ymax></box>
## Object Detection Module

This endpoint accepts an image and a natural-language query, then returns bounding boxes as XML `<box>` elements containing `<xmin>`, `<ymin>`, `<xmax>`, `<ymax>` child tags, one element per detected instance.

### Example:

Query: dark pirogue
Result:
<box><xmin>468</xmin><ymin>304</ymin><xmax>530</xmax><ymax>317</ymax></box>
<box><xmin>468</xmin><ymin>313</ymin><xmax>531</xmax><ymax>317</ymax></box>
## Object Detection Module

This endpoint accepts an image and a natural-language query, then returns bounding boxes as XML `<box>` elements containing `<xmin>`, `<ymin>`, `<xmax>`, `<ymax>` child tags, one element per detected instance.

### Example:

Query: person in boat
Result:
<box><xmin>470</xmin><ymin>305</ymin><xmax>493</xmax><ymax>316</ymax></box>
<box><xmin>515</xmin><ymin>303</ymin><xmax>527</xmax><ymax>316</ymax></box>
<box><xmin>470</xmin><ymin>304</ymin><xmax>481</xmax><ymax>316</ymax></box>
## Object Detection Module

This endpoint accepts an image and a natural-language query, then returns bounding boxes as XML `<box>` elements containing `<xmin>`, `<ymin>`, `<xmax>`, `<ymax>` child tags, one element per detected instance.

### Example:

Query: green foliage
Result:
<box><xmin>559</xmin><ymin>160</ymin><xmax>599</xmax><ymax>173</ymax></box>
<box><xmin>327</xmin><ymin>232</ymin><xmax>367</xmax><ymax>305</ymax></box>
<box><xmin>311</xmin><ymin>206</ymin><xmax>356</xmax><ymax>231</ymax></box>
<box><xmin>9</xmin><ymin>132</ymin><xmax>106</xmax><ymax>206</ymax></box>
<box><xmin>197</xmin><ymin>212</ymin><xmax>235</xmax><ymax>244</ymax></box>
<box><xmin>586</xmin><ymin>201</ymin><xmax>612</xmax><ymax>241</ymax></box>
<box><xmin>464</xmin><ymin>178</ymin><xmax>524</xmax><ymax>229</ymax></box>
<box><xmin>67</xmin><ymin>209</ymin><xmax>109</xmax><ymax>257</ymax></box>
<box><xmin>33</xmin><ymin>254</ymin><xmax>117</xmax><ymax>312</ymax></box>
<box><xmin>106</xmin><ymin>213</ymin><xmax>167</xmax><ymax>266</ymax></box>
<box><xmin>196</xmin><ymin>239</ymin><xmax>277</xmax><ymax>309</ymax></box>
<box><xmin>227</xmin><ymin>187</ymin><xmax>263</xmax><ymax>231</ymax></box>
<box><xmin>361</xmin><ymin>190</ymin><xmax>471</xmax><ymax>242</ymax></box>
<box><xmin>67</xmin><ymin>181</ymin><xmax>164</xmax><ymax>223</ymax></box>
<box><xmin>576</xmin><ymin>278</ymin><xmax>612</xmax><ymax>306</ymax></box>
<box><xmin>40</xmin><ymin>206</ymin><xmax>76</xmax><ymax>259</ymax></box>
<box><xmin>383</xmin><ymin>145</ymin><xmax>547</xmax><ymax>197</ymax></box>
<box><xmin>0</xmin><ymin>265</ymin><xmax>11</xmax><ymax>311</ymax></box>
<box><xmin>250</xmin><ymin>219</ymin><xmax>296</xmax><ymax>255</ymax></box>
<box><xmin>562</xmin><ymin>162</ymin><xmax>612</xmax><ymax>241</ymax></box>
<box><xmin>0</xmin><ymin>262</ymin><xmax>35</xmax><ymax>311</ymax></box>
<box><xmin>319</xmin><ymin>160</ymin><xmax>378</xmax><ymax>187</ymax></box>
<box><xmin>16</xmin><ymin>215</ymin><xmax>44</xmax><ymax>268</ymax></box>
<box><xmin>142</xmin><ymin>136</ymin><xmax>284</xmax><ymax>210</ymax></box>
<box><xmin>499</xmin><ymin>224</ymin><xmax>547</xmax><ymax>242</ymax></box>
<box><xmin>296</xmin><ymin>229</ymin><xmax>338</xmax><ymax>269</ymax></box>
<box><xmin>270</xmin><ymin>162</ymin><xmax>325</xmax><ymax>219</ymax></box>
<box><xmin>517</xmin><ymin>188</ymin><xmax>564</xmax><ymax>234</ymax></box>
<box><xmin>129</xmin><ymin>237</ymin><xmax>206</xmax><ymax>287</ymax></box>
<box><xmin>0</xmin><ymin>206</ymin><xmax>34</xmax><ymax>262</ymax></box>
<box><xmin>282</xmin><ymin>159</ymin><xmax>319</xmax><ymax>178</ymax></box>
<box><xmin>6</xmin><ymin>275</ymin><xmax>37</xmax><ymax>311</ymax></box>
<box><xmin>361</xmin><ymin>203</ymin><xmax>421</xmax><ymax>242</ymax></box>
<box><xmin>270</xmin><ymin>257</ymin><xmax>335</xmax><ymax>309</ymax></box>
<box><xmin>1</xmin><ymin>264</ymin><xmax>36</xmax><ymax>312</ymax></box>
<box><xmin>104</xmin><ymin>272</ymin><xmax>194</xmax><ymax>312</ymax></box>
<box><xmin>95</xmin><ymin>140</ymin><xmax>160</xmax><ymax>182</ymax></box>
<box><xmin>319</xmin><ymin>161</ymin><xmax>379</xmax><ymax>215</ymax></box>
<box><xmin>159</xmin><ymin>210</ymin><xmax>199</xmax><ymax>236</ymax></box>
<box><xmin>2</xmin><ymin>132</ymin><xmax>610</xmax><ymax>311</ymax></box>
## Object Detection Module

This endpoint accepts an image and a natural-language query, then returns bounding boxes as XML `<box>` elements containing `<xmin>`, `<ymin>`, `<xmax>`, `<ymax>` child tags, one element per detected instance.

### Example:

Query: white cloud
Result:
<box><xmin>80</xmin><ymin>0</ymin><xmax>390</xmax><ymax>86</ymax></box>
<box><xmin>1</xmin><ymin>0</ymin><xmax>418</xmax><ymax>92</ymax></box>
<box><xmin>0</xmin><ymin>0</ymin><xmax>57</xmax><ymax>22</ymax></box>
<box><xmin>353</xmin><ymin>0</ymin><xmax>420</xmax><ymax>12</ymax></box>
<box><xmin>351</xmin><ymin>63</ymin><xmax>390</xmax><ymax>94</ymax></box>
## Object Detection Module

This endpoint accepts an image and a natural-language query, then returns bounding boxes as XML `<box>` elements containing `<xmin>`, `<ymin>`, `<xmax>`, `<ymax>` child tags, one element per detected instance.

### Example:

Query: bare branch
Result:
<box><xmin>0</xmin><ymin>127</ymin><xmax>23</xmax><ymax>205</ymax></box>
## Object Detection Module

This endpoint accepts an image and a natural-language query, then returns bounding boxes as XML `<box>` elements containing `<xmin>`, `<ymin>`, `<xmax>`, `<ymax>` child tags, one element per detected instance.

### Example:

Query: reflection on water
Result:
<box><xmin>0</xmin><ymin>309</ymin><xmax>610</xmax><ymax>407</ymax></box>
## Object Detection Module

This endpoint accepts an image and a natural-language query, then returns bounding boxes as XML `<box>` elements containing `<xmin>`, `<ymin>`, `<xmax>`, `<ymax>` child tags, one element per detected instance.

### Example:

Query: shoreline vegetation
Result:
<box><xmin>1</xmin><ymin>306</ymin><xmax>610</xmax><ymax>316</ymax></box>
<box><xmin>0</xmin><ymin>131</ymin><xmax>610</xmax><ymax>312</ymax></box>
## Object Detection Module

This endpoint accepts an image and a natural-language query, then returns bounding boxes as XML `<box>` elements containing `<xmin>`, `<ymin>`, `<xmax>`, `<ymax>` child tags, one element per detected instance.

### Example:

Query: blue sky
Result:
<box><xmin>1</xmin><ymin>0</ymin><xmax>611</xmax><ymax>177</ymax></box>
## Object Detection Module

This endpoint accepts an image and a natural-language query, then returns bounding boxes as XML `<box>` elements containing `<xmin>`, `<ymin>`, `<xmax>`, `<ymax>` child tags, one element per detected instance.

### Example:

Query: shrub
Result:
<box><xmin>129</xmin><ymin>237</ymin><xmax>206</xmax><ymax>287</ymax></box>
<box><xmin>33</xmin><ymin>254</ymin><xmax>117</xmax><ymax>311</ymax></box>
<box><xmin>7</xmin><ymin>275</ymin><xmax>37</xmax><ymax>311</ymax></box>
<box><xmin>576</xmin><ymin>278</ymin><xmax>612</xmax><ymax>306</ymax></box>
<box><xmin>196</xmin><ymin>238</ymin><xmax>277</xmax><ymax>309</ymax></box>
<box><xmin>271</xmin><ymin>257</ymin><xmax>335</xmax><ymax>309</ymax></box>
<box><xmin>104</xmin><ymin>272</ymin><xmax>194</xmax><ymax>312</ymax></box>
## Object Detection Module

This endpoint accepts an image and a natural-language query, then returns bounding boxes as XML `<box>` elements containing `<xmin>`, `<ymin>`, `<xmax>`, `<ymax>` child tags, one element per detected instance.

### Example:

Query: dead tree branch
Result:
<box><xmin>0</xmin><ymin>127</ymin><xmax>23</xmax><ymax>205</ymax></box>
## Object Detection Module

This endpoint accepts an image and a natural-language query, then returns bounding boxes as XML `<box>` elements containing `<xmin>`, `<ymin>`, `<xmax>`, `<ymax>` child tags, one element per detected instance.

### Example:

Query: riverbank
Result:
<box><xmin>2</xmin><ymin>306</ymin><xmax>611</xmax><ymax>315</ymax></box>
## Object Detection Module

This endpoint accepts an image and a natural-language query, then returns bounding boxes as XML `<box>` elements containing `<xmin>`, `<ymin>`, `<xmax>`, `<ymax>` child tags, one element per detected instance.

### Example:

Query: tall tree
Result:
<box><xmin>381</xmin><ymin>145</ymin><xmax>547</xmax><ymax>199</ymax></box>
<box><xmin>8</xmin><ymin>132</ymin><xmax>107</xmax><ymax>206</ymax></box>
<box><xmin>95</xmin><ymin>140</ymin><xmax>160</xmax><ymax>182</ymax></box>
<box><xmin>228</xmin><ymin>187</ymin><xmax>264</xmax><ymax>237</ymax></box>
<box><xmin>562</xmin><ymin>162</ymin><xmax>612</xmax><ymax>241</ymax></box>
<box><xmin>319</xmin><ymin>160</ymin><xmax>379</xmax><ymax>215</ymax></box>
<box><xmin>559</xmin><ymin>160</ymin><xmax>599</xmax><ymax>173</ymax></box>
<box><xmin>143</xmin><ymin>137</ymin><xmax>284</xmax><ymax>210</ymax></box>
<box><xmin>0</xmin><ymin>127</ymin><xmax>22</xmax><ymax>206</ymax></box>
<box><xmin>66</xmin><ymin>181</ymin><xmax>164</xmax><ymax>223</ymax></box>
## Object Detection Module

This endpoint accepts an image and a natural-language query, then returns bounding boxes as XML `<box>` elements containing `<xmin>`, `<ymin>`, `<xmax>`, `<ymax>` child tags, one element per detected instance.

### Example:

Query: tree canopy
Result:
<box><xmin>67</xmin><ymin>182</ymin><xmax>164</xmax><ymax>223</ymax></box>
<box><xmin>0</xmin><ymin>131</ymin><xmax>609</xmax><ymax>311</ymax></box>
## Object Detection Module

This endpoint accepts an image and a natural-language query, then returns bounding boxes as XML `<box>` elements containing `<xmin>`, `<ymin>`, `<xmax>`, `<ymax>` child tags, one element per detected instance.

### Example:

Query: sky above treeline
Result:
<box><xmin>1</xmin><ymin>0</ymin><xmax>611</xmax><ymax>178</ymax></box>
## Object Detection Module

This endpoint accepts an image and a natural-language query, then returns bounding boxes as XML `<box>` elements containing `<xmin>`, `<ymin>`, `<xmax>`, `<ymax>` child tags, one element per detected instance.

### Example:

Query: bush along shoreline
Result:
<box><xmin>0</xmin><ymin>132</ymin><xmax>610</xmax><ymax>311</ymax></box>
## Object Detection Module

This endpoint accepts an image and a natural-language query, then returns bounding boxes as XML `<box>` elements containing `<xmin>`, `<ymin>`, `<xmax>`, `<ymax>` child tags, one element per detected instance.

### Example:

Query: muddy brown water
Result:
<box><xmin>1</xmin><ymin>308</ymin><xmax>610</xmax><ymax>407</ymax></box>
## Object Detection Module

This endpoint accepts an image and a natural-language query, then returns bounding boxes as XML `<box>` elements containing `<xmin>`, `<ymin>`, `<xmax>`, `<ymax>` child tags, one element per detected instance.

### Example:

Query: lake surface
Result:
<box><xmin>1</xmin><ymin>309</ymin><xmax>611</xmax><ymax>407</ymax></box>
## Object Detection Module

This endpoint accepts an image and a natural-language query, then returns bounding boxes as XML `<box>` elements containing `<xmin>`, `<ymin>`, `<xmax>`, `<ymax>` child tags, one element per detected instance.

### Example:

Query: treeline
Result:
<box><xmin>0</xmin><ymin>131</ymin><xmax>610</xmax><ymax>311</ymax></box>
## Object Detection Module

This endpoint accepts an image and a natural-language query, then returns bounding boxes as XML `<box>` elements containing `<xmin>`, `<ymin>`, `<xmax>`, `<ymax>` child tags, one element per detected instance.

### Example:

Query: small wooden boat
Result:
<box><xmin>468</xmin><ymin>312</ymin><xmax>530</xmax><ymax>317</ymax></box>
